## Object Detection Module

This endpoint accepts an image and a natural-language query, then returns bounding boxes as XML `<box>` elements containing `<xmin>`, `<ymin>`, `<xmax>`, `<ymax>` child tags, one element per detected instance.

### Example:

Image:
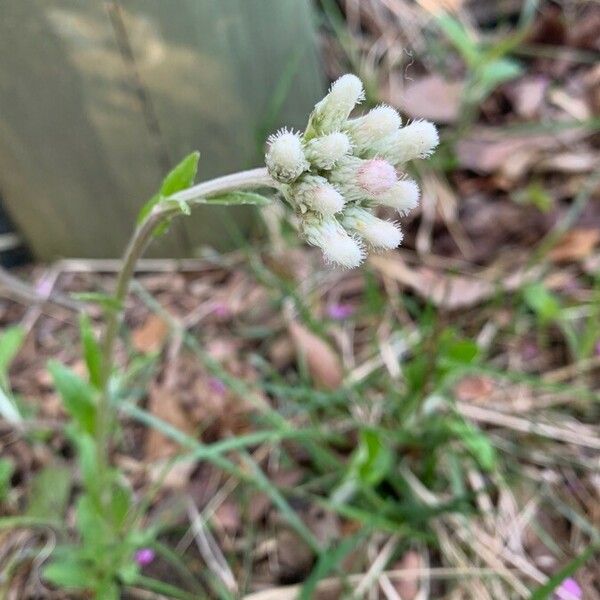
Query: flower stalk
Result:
<box><xmin>95</xmin><ymin>167</ymin><xmax>275</xmax><ymax>481</ymax></box>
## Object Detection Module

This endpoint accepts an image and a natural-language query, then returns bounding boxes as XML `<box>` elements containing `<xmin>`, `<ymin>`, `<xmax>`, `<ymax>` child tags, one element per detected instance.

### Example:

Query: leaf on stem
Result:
<box><xmin>79</xmin><ymin>314</ymin><xmax>102</xmax><ymax>388</ymax></box>
<box><xmin>48</xmin><ymin>361</ymin><xmax>97</xmax><ymax>434</ymax></box>
<box><xmin>137</xmin><ymin>151</ymin><xmax>200</xmax><ymax>224</ymax></box>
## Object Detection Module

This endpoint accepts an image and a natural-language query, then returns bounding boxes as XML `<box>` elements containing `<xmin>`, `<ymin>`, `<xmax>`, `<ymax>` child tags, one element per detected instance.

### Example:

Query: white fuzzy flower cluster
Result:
<box><xmin>265</xmin><ymin>74</ymin><xmax>439</xmax><ymax>268</ymax></box>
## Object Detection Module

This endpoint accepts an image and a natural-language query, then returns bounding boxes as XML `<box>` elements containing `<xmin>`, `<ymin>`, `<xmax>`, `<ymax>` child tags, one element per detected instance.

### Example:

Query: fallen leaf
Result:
<box><xmin>392</xmin><ymin>74</ymin><xmax>464</xmax><ymax>123</ymax></box>
<box><xmin>456</xmin><ymin>135</ymin><xmax>543</xmax><ymax>176</ymax></box>
<box><xmin>454</xmin><ymin>376</ymin><xmax>495</xmax><ymax>403</ymax></box>
<box><xmin>275</xmin><ymin>529</ymin><xmax>315</xmax><ymax>584</ymax></box>
<box><xmin>505</xmin><ymin>76</ymin><xmax>549</xmax><ymax>118</ymax></box>
<box><xmin>369</xmin><ymin>255</ymin><xmax>540</xmax><ymax>310</ymax></box>
<box><xmin>288</xmin><ymin>322</ymin><xmax>343</xmax><ymax>390</ymax></box>
<box><xmin>536</xmin><ymin>152</ymin><xmax>599</xmax><ymax>174</ymax></box>
<box><xmin>145</xmin><ymin>386</ymin><xmax>194</xmax><ymax>466</ymax></box>
<box><xmin>132</xmin><ymin>314</ymin><xmax>169</xmax><ymax>353</ymax></box>
<box><xmin>214</xmin><ymin>501</ymin><xmax>241</xmax><ymax>534</ymax></box>
<box><xmin>549</xmin><ymin>228</ymin><xmax>600</xmax><ymax>262</ymax></box>
<box><xmin>392</xmin><ymin>551</ymin><xmax>421</xmax><ymax>600</ymax></box>
<box><xmin>455</xmin><ymin>128</ymin><xmax>587</xmax><ymax>178</ymax></box>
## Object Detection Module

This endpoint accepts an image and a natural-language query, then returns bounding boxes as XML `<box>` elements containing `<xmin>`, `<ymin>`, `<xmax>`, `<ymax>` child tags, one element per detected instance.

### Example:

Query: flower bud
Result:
<box><xmin>368</xmin><ymin>120</ymin><xmax>439</xmax><ymax>165</ymax></box>
<box><xmin>305</xmin><ymin>74</ymin><xmax>365</xmax><ymax>137</ymax></box>
<box><xmin>265</xmin><ymin>129</ymin><xmax>309</xmax><ymax>183</ymax></box>
<box><xmin>329</xmin><ymin>157</ymin><xmax>397</xmax><ymax>202</ymax></box>
<box><xmin>345</xmin><ymin>105</ymin><xmax>401</xmax><ymax>153</ymax></box>
<box><xmin>302</xmin><ymin>216</ymin><xmax>364</xmax><ymax>268</ymax></box>
<box><xmin>304</xmin><ymin>132</ymin><xmax>352</xmax><ymax>169</ymax></box>
<box><xmin>376</xmin><ymin>180</ymin><xmax>420</xmax><ymax>215</ymax></box>
<box><xmin>342</xmin><ymin>207</ymin><xmax>403</xmax><ymax>250</ymax></box>
<box><xmin>292</xmin><ymin>175</ymin><xmax>345</xmax><ymax>216</ymax></box>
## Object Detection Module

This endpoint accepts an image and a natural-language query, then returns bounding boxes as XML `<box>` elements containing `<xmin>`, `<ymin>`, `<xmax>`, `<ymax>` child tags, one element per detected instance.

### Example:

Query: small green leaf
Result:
<box><xmin>136</xmin><ymin>194</ymin><xmax>161</xmax><ymax>225</ymax></box>
<box><xmin>76</xmin><ymin>494</ymin><xmax>110</xmax><ymax>550</ymax></box>
<box><xmin>160</xmin><ymin>151</ymin><xmax>200</xmax><ymax>197</ymax></box>
<box><xmin>151</xmin><ymin>217</ymin><xmax>174</xmax><ymax>238</ymax></box>
<box><xmin>43</xmin><ymin>555</ymin><xmax>96</xmax><ymax>589</ymax></box>
<box><xmin>26</xmin><ymin>464</ymin><xmax>72</xmax><ymax>521</ymax></box>
<box><xmin>109</xmin><ymin>477</ymin><xmax>133</xmax><ymax>529</ymax></box>
<box><xmin>524</xmin><ymin>283</ymin><xmax>561</xmax><ymax>322</ymax></box>
<box><xmin>71</xmin><ymin>431</ymin><xmax>100</xmax><ymax>495</ymax></box>
<box><xmin>177</xmin><ymin>199</ymin><xmax>191</xmax><ymax>215</ymax></box>
<box><xmin>79</xmin><ymin>314</ymin><xmax>102</xmax><ymax>388</ymax></box>
<box><xmin>478</xmin><ymin>57</ymin><xmax>522</xmax><ymax>96</ymax></box>
<box><xmin>204</xmin><ymin>191</ymin><xmax>272</xmax><ymax>206</ymax></box>
<box><xmin>96</xmin><ymin>580</ymin><xmax>120</xmax><ymax>600</ymax></box>
<box><xmin>435</xmin><ymin>13</ymin><xmax>479</xmax><ymax>67</ymax></box>
<box><xmin>437</xmin><ymin>330</ymin><xmax>480</xmax><ymax>374</ymax></box>
<box><xmin>118</xmin><ymin>562</ymin><xmax>140</xmax><ymax>586</ymax></box>
<box><xmin>0</xmin><ymin>326</ymin><xmax>25</xmax><ymax>378</ymax></box>
<box><xmin>351</xmin><ymin>429</ymin><xmax>393</xmax><ymax>487</ymax></box>
<box><xmin>72</xmin><ymin>292</ymin><xmax>122</xmax><ymax>313</ymax></box>
<box><xmin>448</xmin><ymin>419</ymin><xmax>496</xmax><ymax>471</ymax></box>
<box><xmin>48</xmin><ymin>361</ymin><xmax>97</xmax><ymax>434</ymax></box>
<box><xmin>0</xmin><ymin>458</ymin><xmax>14</xmax><ymax>503</ymax></box>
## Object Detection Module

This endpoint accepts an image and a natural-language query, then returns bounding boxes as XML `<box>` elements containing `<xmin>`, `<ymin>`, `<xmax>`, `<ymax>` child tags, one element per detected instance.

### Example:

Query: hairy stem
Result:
<box><xmin>94</xmin><ymin>167</ymin><xmax>273</xmax><ymax>484</ymax></box>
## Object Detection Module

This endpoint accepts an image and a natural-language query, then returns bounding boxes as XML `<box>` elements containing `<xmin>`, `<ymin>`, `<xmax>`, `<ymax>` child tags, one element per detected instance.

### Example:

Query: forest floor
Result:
<box><xmin>1</xmin><ymin>1</ymin><xmax>599</xmax><ymax>598</ymax></box>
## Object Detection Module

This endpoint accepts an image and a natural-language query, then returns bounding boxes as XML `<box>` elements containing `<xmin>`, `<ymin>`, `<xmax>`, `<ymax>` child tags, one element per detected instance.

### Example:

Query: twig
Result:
<box><xmin>186</xmin><ymin>498</ymin><xmax>238</xmax><ymax>594</ymax></box>
<box><xmin>456</xmin><ymin>402</ymin><xmax>600</xmax><ymax>449</ymax></box>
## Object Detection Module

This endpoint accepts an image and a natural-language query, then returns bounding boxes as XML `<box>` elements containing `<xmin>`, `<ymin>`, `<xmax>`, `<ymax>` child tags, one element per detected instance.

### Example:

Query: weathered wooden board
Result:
<box><xmin>0</xmin><ymin>0</ymin><xmax>323</xmax><ymax>259</ymax></box>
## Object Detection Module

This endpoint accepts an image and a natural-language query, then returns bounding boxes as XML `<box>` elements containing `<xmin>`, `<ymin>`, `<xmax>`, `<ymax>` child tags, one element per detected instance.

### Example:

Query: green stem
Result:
<box><xmin>94</xmin><ymin>167</ymin><xmax>274</xmax><ymax>498</ymax></box>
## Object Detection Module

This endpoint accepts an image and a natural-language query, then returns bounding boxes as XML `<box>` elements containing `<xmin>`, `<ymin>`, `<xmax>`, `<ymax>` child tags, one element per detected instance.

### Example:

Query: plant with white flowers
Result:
<box><xmin>265</xmin><ymin>74</ymin><xmax>439</xmax><ymax>267</ymax></box>
<box><xmin>34</xmin><ymin>74</ymin><xmax>439</xmax><ymax>598</ymax></box>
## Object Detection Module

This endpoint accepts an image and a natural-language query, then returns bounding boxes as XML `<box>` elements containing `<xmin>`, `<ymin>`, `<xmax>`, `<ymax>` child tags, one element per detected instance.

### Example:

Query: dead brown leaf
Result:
<box><xmin>456</xmin><ymin>135</ymin><xmax>544</xmax><ymax>178</ymax></box>
<box><xmin>505</xmin><ymin>76</ymin><xmax>549</xmax><ymax>119</ymax></box>
<box><xmin>132</xmin><ymin>314</ymin><xmax>169</xmax><ymax>353</ymax></box>
<box><xmin>275</xmin><ymin>529</ymin><xmax>315</xmax><ymax>583</ymax></box>
<box><xmin>369</xmin><ymin>255</ymin><xmax>540</xmax><ymax>310</ymax></box>
<box><xmin>392</xmin><ymin>74</ymin><xmax>464</xmax><ymax>123</ymax></box>
<box><xmin>288</xmin><ymin>322</ymin><xmax>343</xmax><ymax>390</ymax></box>
<box><xmin>549</xmin><ymin>228</ymin><xmax>600</xmax><ymax>263</ymax></box>
<box><xmin>454</xmin><ymin>376</ymin><xmax>495</xmax><ymax>403</ymax></box>
<box><xmin>145</xmin><ymin>385</ymin><xmax>194</xmax><ymax>461</ymax></box>
<box><xmin>391</xmin><ymin>551</ymin><xmax>421</xmax><ymax>600</ymax></box>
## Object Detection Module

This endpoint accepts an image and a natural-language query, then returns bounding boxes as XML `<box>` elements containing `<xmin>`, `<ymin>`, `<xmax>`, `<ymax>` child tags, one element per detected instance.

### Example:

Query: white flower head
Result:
<box><xmin>329</xmin><ymin>157</ymin><xmax>397</xmax><ymax>202</ymax></box>
<box><xmin>265</xmin><ymin>129</ymin><xmax>309</xmax><ymax>183</ymax></box>
<box><xmin>292</xmin><ymin>175</ymin><xmax>345</xmax><ymax>217</ymax></box>
<box><xmin>305</xmin><ymin>74</ymin><xmax>365</xmax><ymax>137</ymax></box>
<box><xmin>369</xmin><ymin>120</ymin><xmax>439</xmax><ymax>166</ymax></box>
<box><xmin>265</xmin><ymin>74</ymin><xmax>438</xmax><ymax>269</ymax></box>
<box><xmin>345</xmin><ymin>104</ymin><xmax>401</xmax><ymax>153</ymax></box>
<box><xmin>376</xmin><ymin>180</ymin><xmax>420</xmax><ymax>215</ymax></box>
<box><xmin>304</xmin><ymin>132</ymin><xmax>352</xmax><ymax>170</ymax></box>
<box><xmin>343</xmin><ymin>206</ymin><xmax>403</xmax><ymax>250</ymax></box>
<box><xmin>302</xmin><ymin>215</ymin><xmax>364</xmax><ymax>268</ymax></box>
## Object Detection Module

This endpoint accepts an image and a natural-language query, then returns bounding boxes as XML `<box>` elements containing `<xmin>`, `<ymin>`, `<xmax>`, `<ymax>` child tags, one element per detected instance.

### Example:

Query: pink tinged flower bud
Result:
<box><xmin>357</xmin><ymin>158</ymin><xmax>397</xmax><ymax>196</ymax></box>
<box><xmin>306</xmin><ymin>74</ymin><xmax>365</xmax><ymax>137</ymax></box>
<box><xmin>369</xmin><ymin>120</ymin><xmax>439</xmax><ymax>165</ymax></box>
<box><xmin>377</xmin><ymin>180</ymin><xmax>420</xmax><ymax>215</ymax></box>
<box><xmin>303</xmin><ymin>217</ymin><xmax>364</xmax><ymax>268</ymax></box>
<box><xmin>265</xmin><ymin>129</ymin><xmax>309</xmax><ymax>183</ymax></box>
<box><xmin>329</xmin><ymin>157</ymin><xmax>397</xmax><ymax>202</ymax></box>
<box><xmin>293</xmin><ymin>175</ymin><xmax>345</xmax><ymax>216</ymax></box>
<box><xmin>345</xmin><ymin>104</ymin><xmax>401</xmax><ymax>153</ymax></box>
<box><xmin>343</xmin><ymin>207</ymin><xmax>403</xmax><ymax>250</ymax></box>
<box><xmin>304</xmin><ymin>132</ymin><xmax>352</xmax><ymax>169</ymax></box>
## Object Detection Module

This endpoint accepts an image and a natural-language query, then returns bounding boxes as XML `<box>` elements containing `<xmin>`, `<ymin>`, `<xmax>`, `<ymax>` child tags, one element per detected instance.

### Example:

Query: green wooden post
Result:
<box><xmin>0</xmin><ymin>0</ymin><xmax>323</xmax><ymax>259</ymax></box>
